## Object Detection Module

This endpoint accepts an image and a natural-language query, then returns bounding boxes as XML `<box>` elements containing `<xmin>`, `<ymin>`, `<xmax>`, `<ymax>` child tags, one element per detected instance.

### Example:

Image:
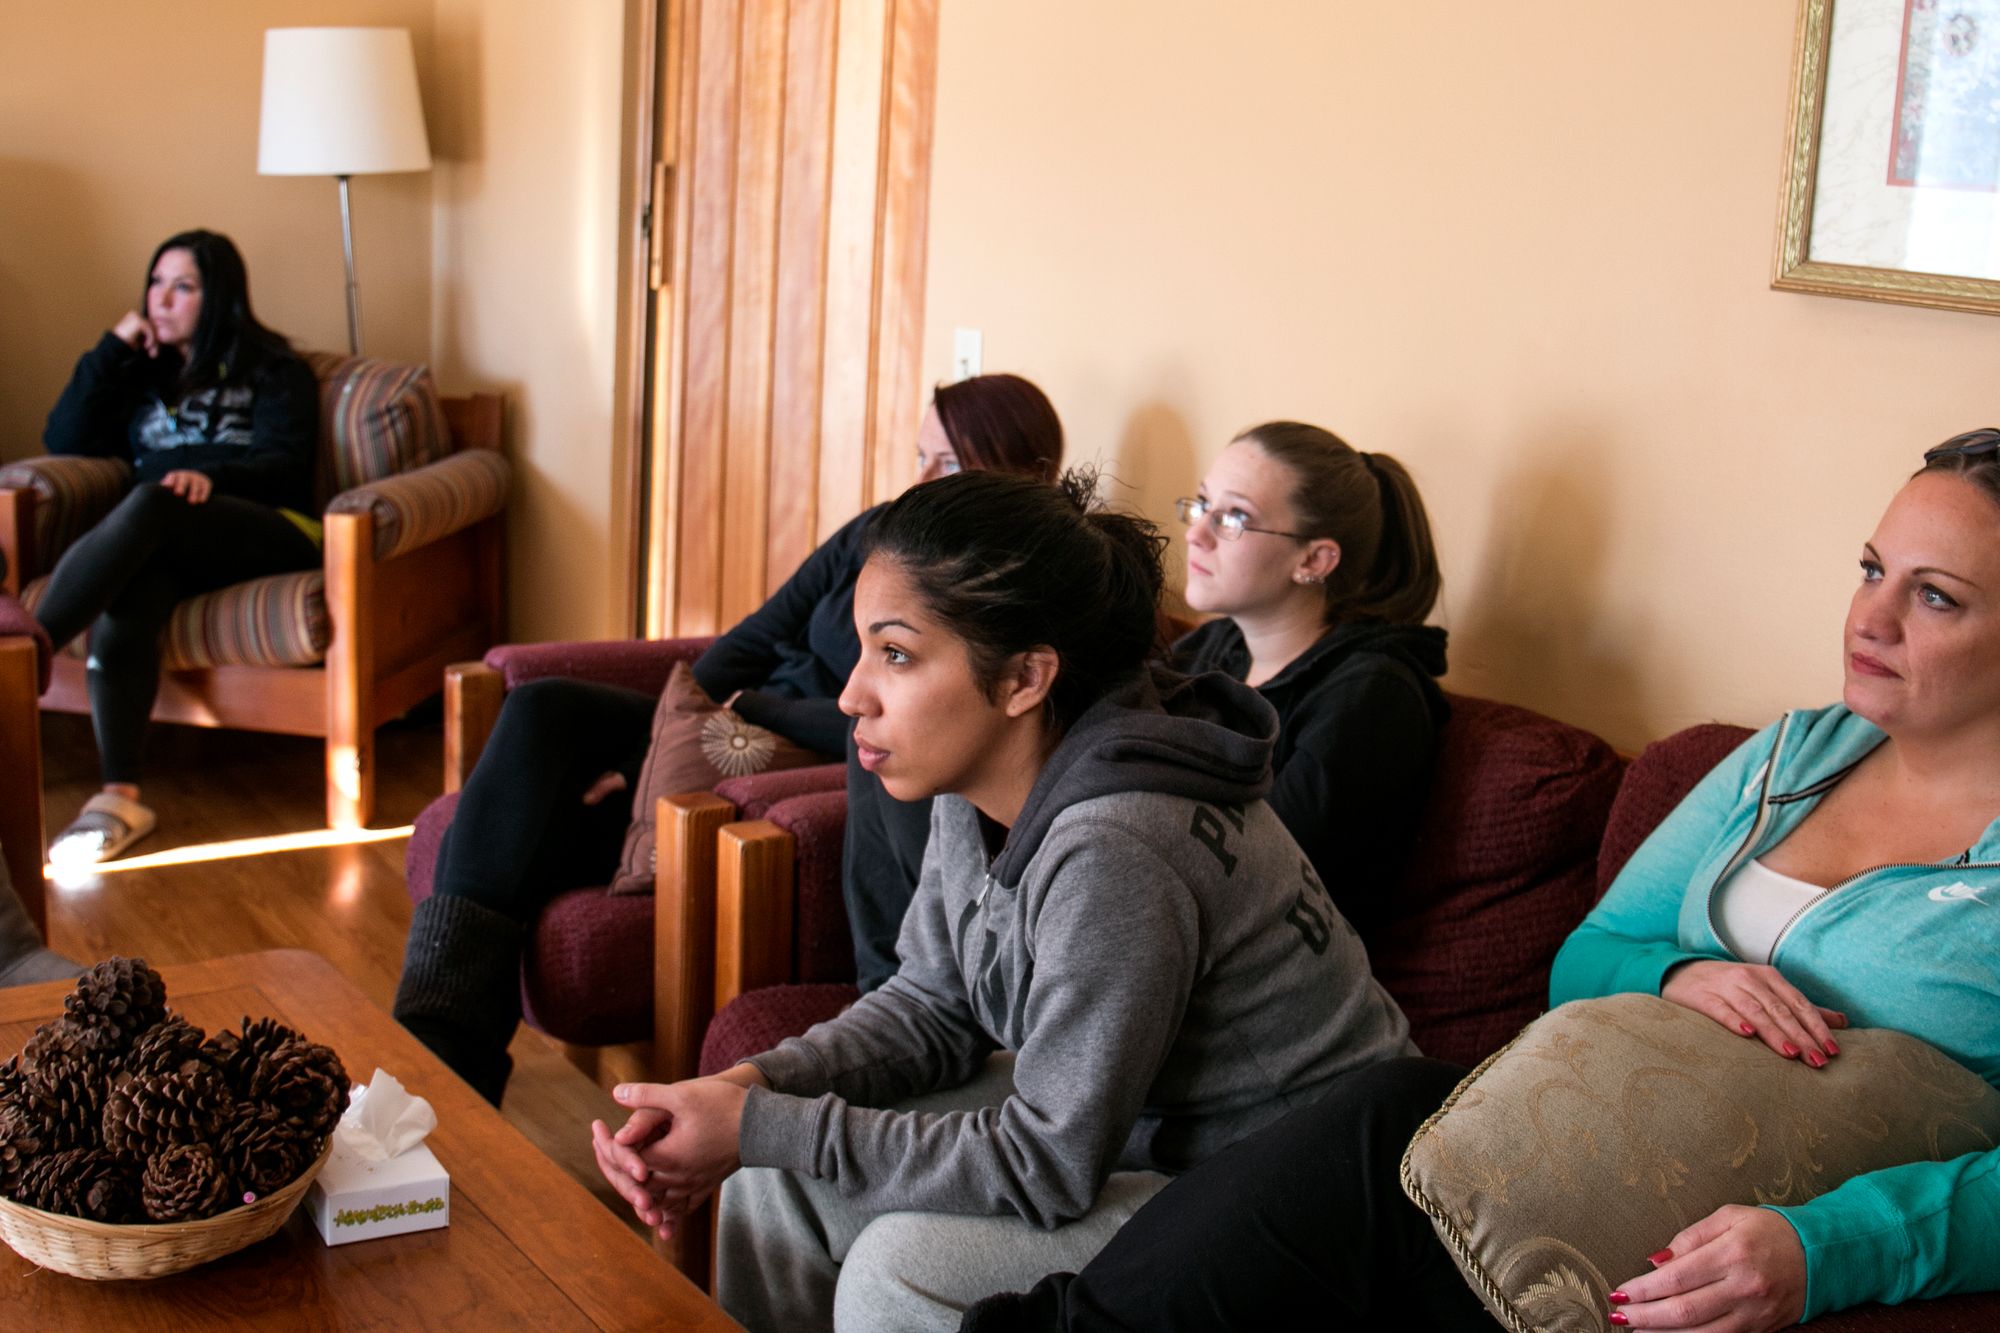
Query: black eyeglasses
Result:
<box><xmin>1925</xmin><ymin>428</ymin><xmax>2000</xmax><ymax>463</ymax></box>
<box><xmin>1174</xmin><ymin>496</ymin><xmax>1307</xmax><ymax>541</ymax></box>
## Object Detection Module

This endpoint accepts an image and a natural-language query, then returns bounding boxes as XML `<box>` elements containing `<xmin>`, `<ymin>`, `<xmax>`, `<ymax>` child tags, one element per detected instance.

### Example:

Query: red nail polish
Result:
<box><xmin>1805</xmin><ymin>1050</ymin><xmax>1826</xmax><ymax>1069</ymax></box>
<box><xmin>1826</xmin><ymin>1038</ymin><xmax>1840</xmax><ymax>1056</ymax></box>
<box><xmin>1608</xmin><ymin>1290</ymin><xmax>1630</xmax><ymax>1305</ymax></box>
<box><xmin>1781</xmin><ymin>1041</ymin><xmax>1801</xmax><ymax>1057</ymax></box>
<box><xmin>1609</xmin><ymin>1314</ymin><xmax>1630</xmax><ymax>1327</ymax></box>
<box><xmin>1739</xmin><ymin>1022</ymin><xmax>1756</xmax><ymax>1036</ymax></box>
<box><xmin>1648</xmin><ymin>1247</ymin><xmax>1674</xmax><ymax>1266</ymax></box>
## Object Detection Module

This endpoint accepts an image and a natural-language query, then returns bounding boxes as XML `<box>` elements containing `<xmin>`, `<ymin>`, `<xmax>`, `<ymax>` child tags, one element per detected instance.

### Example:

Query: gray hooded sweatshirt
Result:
<box><xmin>738</xmin><ymin>667</ymin><xmax>1415</xmax><ymax>1228</ymax></box>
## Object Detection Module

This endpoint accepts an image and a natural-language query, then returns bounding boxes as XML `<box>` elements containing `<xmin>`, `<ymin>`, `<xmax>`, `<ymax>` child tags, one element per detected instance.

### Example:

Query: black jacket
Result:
<box><xmin>1172</xmin><ymin>617</ymin><xmax>1449</xmax><ymax>932</ymax></box>
<box><xmin>44</xmin><ymin>333</ymin><xmax>318</xmax><ymax>513</ymax></box>
<box><xmin>690</xmin><ymin>503</ymin><xmax>878</xmax><ymax>758</ymax></box>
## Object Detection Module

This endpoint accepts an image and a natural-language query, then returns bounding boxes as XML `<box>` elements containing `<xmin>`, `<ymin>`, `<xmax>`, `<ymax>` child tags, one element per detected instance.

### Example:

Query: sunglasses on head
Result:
<box><xmin>1925</xmin><ymin>428</ymin><xmax>2000</xmax><ymax>463</ymax></box>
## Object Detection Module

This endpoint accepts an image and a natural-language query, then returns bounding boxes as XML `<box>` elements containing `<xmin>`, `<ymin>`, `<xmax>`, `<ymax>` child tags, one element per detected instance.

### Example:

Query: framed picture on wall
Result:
<box><xmin>1775</xmin><ymin>0</ymin><xmax>2000</xmax><ymax>314</ymax></box>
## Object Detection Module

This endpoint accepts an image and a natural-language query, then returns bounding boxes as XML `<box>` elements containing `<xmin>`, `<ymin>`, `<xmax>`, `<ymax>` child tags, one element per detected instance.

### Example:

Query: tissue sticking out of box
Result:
<box><xmin>341</xmin><ymin>1068</ymin><xmax>438</xmax><ymax>1163</ymax></box>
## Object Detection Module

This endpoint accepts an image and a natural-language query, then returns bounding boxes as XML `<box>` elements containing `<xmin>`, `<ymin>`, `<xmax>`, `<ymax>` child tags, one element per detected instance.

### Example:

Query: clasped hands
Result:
<box><xmin>590</xmin><ymin>1062</ymin><xmax>767</xmax><ymax>1239</ymax></box>
<box><xmin>1603</xmin><ymin>959</ymin><xmax>1840</xmax><ymax>1330</ymax></box>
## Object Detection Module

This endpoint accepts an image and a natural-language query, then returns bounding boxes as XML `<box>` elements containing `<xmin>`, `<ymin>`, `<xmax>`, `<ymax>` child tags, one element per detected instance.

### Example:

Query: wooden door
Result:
<box><xmin>635</xmin><ymin>0</ymin><xmax>938</xmax><ymax>638</ymax></box>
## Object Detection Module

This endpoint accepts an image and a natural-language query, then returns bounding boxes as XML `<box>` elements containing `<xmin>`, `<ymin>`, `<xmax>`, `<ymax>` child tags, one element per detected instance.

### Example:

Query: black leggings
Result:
<box><xmin>432</xmin><ymin>677</ymin><xmax>655</xmax><ymax>920</ymax></box>
<box><xmin>33</xmin><ymin>482</ymin><xmax>321</xmax><ymax>783</ymax></box>
<box><xmin>961</xmin><ymin>1056</ymin><xmax>1497</xmax><ymax>1333</ymax></box>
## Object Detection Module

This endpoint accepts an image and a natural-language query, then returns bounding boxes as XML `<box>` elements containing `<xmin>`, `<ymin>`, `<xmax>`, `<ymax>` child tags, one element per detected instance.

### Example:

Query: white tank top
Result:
<box><xmin>1713</xmin><ymin>858</ymin><xmax>1827</xmax><ymax>964</ymax></box>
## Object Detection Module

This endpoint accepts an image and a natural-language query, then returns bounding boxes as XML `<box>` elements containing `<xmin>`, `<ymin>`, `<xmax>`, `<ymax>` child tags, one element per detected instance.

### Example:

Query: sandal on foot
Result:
<box><xmin>49</xmin><ymin>792</ymin><xmax>156</xmax><ymax>867</ymax></box>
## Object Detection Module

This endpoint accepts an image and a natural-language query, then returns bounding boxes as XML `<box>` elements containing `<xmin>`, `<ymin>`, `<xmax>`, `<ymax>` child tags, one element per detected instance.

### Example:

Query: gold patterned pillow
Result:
<box><xmin>1400</xmin><ymin>992</ymin><xmax>2000</xmax><ymax>1333</ymax></box>
<box><xmin>607</xmin><ymin>662</ymin><xmax>820</xmax><ymax>895</ymax></box>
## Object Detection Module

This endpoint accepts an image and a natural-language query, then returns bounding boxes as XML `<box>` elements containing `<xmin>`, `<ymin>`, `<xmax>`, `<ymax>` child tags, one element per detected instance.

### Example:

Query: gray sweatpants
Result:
<box><xmin>715</xmin><ymin>1054</ymin><xmax>1171</xmax><ymax>1333</ymax></box>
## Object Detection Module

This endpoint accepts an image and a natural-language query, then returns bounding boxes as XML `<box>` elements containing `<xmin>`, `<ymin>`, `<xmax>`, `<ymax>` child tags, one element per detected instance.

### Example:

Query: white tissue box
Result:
<box><xmin>306</xmin><ymin>1076</ymin><xmax>451</xmax><ymax>1246</ymax></box>
<box><xmin>307</xmin><ymin>1136</ymin><xmax>450</xmax><ymax>1245</ymax></box>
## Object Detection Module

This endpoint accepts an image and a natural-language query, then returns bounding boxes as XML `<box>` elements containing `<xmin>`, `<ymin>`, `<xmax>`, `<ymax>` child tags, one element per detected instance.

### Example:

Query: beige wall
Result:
<box><xmin>923</xmin><ymin>1</ymin><xmax>2000</xmax><ymax>751</ymax></box>
<box><xmin>428</xmin><ymin>0</ymin><xmax>633</xmax><ymax>643</ymax></box>
<box><xmin>0</xmin><ymin>0</ymin><xmax>436</xmax><ymax>465</ymax></box>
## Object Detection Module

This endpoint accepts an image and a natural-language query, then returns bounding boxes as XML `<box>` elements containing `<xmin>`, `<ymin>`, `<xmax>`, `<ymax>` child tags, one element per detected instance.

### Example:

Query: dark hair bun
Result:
<box><xmin>864</xmin><ymin>468</ymin><xmax>1166</xmax><ymax>730</ymax></box>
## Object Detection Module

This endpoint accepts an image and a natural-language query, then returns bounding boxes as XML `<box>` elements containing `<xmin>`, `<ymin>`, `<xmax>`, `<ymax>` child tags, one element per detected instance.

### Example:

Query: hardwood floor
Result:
<box><xmin>33</xmin><ymin>709</ymin><xmax>647</xmax><ymax>1240</ymax></box>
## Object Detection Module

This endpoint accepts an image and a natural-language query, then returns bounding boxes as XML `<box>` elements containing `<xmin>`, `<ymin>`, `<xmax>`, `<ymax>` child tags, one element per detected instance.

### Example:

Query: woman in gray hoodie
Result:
<box><xmin>592</xmin><ymin>469</ymin><xmax>1415</xmax><ymax>1333</ymax></box>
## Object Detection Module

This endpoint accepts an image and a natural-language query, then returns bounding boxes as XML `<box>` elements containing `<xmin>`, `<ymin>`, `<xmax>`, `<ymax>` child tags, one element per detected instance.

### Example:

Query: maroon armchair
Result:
<box><xmin>405</xmin><ymin>638</ymin><xmax>843</xmax><ymax>1081</ymax></box>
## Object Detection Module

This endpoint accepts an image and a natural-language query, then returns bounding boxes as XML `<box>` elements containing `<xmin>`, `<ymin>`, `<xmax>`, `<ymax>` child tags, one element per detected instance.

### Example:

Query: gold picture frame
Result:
<box><xmin>1774</xmin><ymin>0</ymin><xmax>2000</xmax><ymax>316</ymax></box>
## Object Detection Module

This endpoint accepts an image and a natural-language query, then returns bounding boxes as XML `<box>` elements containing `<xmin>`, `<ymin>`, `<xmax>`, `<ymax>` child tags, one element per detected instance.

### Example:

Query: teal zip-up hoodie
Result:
<box><xmin>1550</xmin><ymin>703</ymin><xmax>2000</xmax><ymax>1321</ymax></box>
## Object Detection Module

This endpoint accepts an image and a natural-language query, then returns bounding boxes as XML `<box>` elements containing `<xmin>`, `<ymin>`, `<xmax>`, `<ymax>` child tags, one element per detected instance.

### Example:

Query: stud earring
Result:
<box><xmin>1293</xmin><ymin>572</ymin><xmax>1325</xmax><ymax>586</ymax></box>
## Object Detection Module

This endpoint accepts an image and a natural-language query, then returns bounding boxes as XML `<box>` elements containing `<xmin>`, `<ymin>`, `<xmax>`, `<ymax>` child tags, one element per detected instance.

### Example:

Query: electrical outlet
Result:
<box><xmin>952</xmin><ymin>327</ymin><xmax>982</xmax><ymax>380</ymax></box>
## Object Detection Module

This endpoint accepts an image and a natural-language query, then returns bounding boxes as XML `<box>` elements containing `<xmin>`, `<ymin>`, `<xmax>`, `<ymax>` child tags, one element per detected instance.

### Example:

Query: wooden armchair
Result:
<box><xmin>0</xmin><ymin>355</ymin><xmax>508</xmax><ymax>828</ymax></box>
<box><xmin>0</xmin><ymin>596</ymin><xmax>50</xmax><ymax>936</ymax></box>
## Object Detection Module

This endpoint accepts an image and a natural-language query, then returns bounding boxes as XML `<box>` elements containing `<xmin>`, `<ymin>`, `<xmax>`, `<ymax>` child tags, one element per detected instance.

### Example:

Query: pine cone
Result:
<box><xmin>141</xmin><ymin>1143</ymin><xmax>234</xmax><ymax>1222</ymax></box>
<box><xmin>18</xmin><ymin>1019</ymin><xmax>92</xmax><ymax>1078</ymax></box>
<box><xmin>22</xmin><ymin>1042</ymin><xmax>106</xmax><ymax>1153</ymax></box>
<box><xmin>244</xmin><ymin>1037</ymin><xmax>349</xmax><ymax>1136</ymax></box>
<box><xmin>62</xmin><ymin>957</ymin><xmax>168</xmax><ymax>1058</ymax></box>
<box><xmin>14</xmin><ymin>1147</ymin><xmax>138</xmax><ymax>1222</ymax></box>
<box><xmin>0</xmin><ymin>1086</ymin><xmax>48</xmax><ymax>1199</ymax></box>
<box><xmin>101</xmin><ymin>1064</ymin><xmax>233</xmax><ymax>1161</ymax></box>
<box><xmin>217</xmin><ymin>1103</ymin><xmax>318</xmax><ymax>1197</ymax></box>
<box><xmin>203</xmin><ymin>1016</ymin><xmax>301</xmax><ymax>1098</ymax></box>
<box><xmin>122</xmin><ymin>1015</ymin><xmax>210</xmax><ymax>1079</ymax></box>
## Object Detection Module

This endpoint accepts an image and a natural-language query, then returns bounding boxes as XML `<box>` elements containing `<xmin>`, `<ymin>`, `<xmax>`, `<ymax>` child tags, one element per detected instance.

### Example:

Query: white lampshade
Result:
<box><xmin>258</xmin><ymin>28</ymin><xmax>431</xmax><ymax>176</ymax></box>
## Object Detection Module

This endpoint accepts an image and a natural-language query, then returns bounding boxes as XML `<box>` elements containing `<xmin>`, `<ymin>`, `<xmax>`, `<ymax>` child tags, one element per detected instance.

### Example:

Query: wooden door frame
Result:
<box><xmin>620</xmin><ymin>0</ymin><xmax>940</xmax><ymax>640</ymax></box>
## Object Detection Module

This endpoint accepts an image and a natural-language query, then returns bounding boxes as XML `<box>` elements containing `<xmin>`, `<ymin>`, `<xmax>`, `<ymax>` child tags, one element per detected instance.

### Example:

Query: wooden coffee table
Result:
<box><xmin>0</xmin><ymin>950</ymin><xmax>740</xmax><ymax>1330</ymax></box>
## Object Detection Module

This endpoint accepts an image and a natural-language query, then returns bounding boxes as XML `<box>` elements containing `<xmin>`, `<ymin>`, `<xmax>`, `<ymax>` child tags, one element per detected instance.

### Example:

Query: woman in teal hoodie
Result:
<box><xmin>962</xmin><ymin>431</ymin><xmax>2000</xmax><ymax>1333</ymax></box>
<box><xmin>1547</xmin><ymin>430</ymin><xmax>2000</xmax><ymax>1328</ymax></box>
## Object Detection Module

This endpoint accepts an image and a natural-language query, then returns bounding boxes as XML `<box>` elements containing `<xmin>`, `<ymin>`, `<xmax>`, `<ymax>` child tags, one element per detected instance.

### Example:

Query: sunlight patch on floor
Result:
<box><xmin>48</xmin><ymin>825</ymin><xmax>414</xmax><ymax>888</ymax></box>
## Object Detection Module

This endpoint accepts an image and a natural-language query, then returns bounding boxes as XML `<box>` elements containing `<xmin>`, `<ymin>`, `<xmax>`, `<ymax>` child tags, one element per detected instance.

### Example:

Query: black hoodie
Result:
<box><xmin>44</xmin><ymin>333</ymin><xmax>318</xmax><ymax>513</ymax></box>
<box><xmin>1173</xmin><ymin>617</ymin><xmax>1449</xmax><ymax>931</ymax></box>
<box><xmin>739</xmin><ymin>667</ymin><xmax>1414</xmax><ymax>1228</ymax></box>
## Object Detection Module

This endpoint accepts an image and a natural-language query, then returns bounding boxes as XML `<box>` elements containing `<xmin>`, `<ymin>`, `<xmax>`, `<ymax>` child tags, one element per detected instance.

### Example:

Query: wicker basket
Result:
<box><xmin>0</xmin><ymin>1138</ymin><xmax>333</xmax><ymax>1280</ymax></box>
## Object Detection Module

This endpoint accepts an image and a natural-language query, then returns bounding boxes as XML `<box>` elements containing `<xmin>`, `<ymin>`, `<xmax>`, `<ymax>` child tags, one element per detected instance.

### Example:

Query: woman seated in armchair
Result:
<box><xmin>591</xmin><ymin>469</ymin><xmax>1416</xmax><ymax>1333</ymax></box>
<box><xmin>33</xmin><ymin>230</ymin><xmax>318</xmax><ymax>864</ymax></box>
<box><xmin>1170</xmin><ymin>421</ymin><xmax>1448</xmax><ymax>933</ymax></box>
<box><xmin>962</xmin><ymin>431</ymin><xmax>2000</xmax><ymax>1333</ymax></box>
<box><xmin>394</xmin><ymin>374</ymin><xmax>1062</xmax><ymax>1105</ymax></box>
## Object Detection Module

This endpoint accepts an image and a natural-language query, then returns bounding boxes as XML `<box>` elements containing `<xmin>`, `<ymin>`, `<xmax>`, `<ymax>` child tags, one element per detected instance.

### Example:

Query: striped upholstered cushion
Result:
<box><xmin>326</xmin><ymin>449</ymin><xmax>511</xmax><ymax>562</ymax></box>
<box><xmin>160</xmin><ymin>571</ymin><xmax>329</xmax><ymax>669</ymax></box>
<box><xmin>20</xmin><ymin>571</ymin><xmax>329</xmax><ymax>669</ymax></box>
<box><xmin>304</xmin><ymin>352</ymin><xmax>451</xmax><ymax>502</ymax></box>
<box><xmin>0</xmin><ymin>456</ymin><xmax>133</xmax><ymax>579</ymax></box>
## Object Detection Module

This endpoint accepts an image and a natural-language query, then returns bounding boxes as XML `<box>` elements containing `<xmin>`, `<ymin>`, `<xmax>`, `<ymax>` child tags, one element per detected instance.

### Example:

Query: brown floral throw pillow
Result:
<box><xmin>1400</xmin><ymin>992</ymin><xmax>2000</xmax><ymax>1333</ymax></box>
<box><xmin>607</xmin><ymin>662</ymin><xmax>820</xmax><ymax>895</ymax></box>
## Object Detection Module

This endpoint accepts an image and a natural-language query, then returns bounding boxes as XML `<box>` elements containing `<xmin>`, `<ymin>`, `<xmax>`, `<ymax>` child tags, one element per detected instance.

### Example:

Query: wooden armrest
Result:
<box><xmin>443</xmin><ymin>661</ymin><xmax>505</xmax><ymax>791</ymax></box>
<box><xmin>653</xmin><ymin>792</ymin><xmax>737</xmax><ymax>1085</ymax></box>
<box><xmin>713</xmin><ymin>819</ymin><xmax>797</xmax><ymax>1015</ymax></box>
<box><xmin>0</xmin><ymin>488</ymin><xmax>32</xmax><ymax>596</ymax></box>
<box><xmin>0</xmin><ymin>637</ymin><xmax>45</xmax><ymax>936</ymax></box>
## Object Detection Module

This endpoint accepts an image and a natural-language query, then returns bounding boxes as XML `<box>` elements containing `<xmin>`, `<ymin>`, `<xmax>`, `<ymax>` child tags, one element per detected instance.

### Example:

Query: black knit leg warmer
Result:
<box><xmin>392</xmin><ymin>894</ymin><xmax>527</xmax><ymax>1106</ymax></box>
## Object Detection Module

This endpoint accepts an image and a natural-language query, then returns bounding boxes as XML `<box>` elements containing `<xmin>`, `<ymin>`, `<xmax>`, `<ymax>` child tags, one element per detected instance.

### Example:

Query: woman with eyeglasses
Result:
<box><xmin>1170</xmin><ymin>421</ymin><xmax>1448</xmax><ymax>931</ymax></box>
<box><xmin>32</xmin><ymin>230</ymin><xmax>318</xmax><ymax>866</ymax></box>
<box><xmin>394</xmin><ymin>373</ymin><xmax>1061</xmax><ymax>1105</ymax></box>
<box><xmin>965</xmin><ymin>431</ymin><xmax>2000</xmax><ymax>1332</ymax></box>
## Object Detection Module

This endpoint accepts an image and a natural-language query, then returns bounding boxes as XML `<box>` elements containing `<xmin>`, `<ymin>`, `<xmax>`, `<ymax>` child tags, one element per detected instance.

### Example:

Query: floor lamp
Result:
<box><xmin>257</xmin><ymin>28</ymin><xmax>432</xmax><ymax>356</ymax></box>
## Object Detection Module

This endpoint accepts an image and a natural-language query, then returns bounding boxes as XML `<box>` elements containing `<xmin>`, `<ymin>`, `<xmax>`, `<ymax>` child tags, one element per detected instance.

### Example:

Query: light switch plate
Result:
<box><xmin>952</xmin><ymin>327</ymin><xmax>982</xmax><ymax>380</ymax></box>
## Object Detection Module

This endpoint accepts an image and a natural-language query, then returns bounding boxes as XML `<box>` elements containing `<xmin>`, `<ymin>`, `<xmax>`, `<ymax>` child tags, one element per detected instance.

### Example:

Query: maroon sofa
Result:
<box><xmin>695</xmin><ymin>700</ymin><xmax>2000</xmax><ymax>1331</ymax></box>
